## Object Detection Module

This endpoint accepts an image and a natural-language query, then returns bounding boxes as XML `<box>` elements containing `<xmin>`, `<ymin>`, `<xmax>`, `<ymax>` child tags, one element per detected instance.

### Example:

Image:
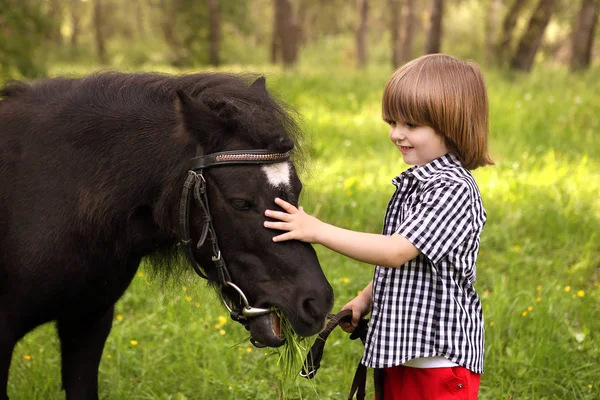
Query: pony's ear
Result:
<box><xmin>176</xmin><ymin>90</ymin><xmax>226</xmax><ymax>149</ymax></box>
<box><xmin>249</xmin><ymin>77</ymin><xmax>268</xmax><ymax>96</ymax></box>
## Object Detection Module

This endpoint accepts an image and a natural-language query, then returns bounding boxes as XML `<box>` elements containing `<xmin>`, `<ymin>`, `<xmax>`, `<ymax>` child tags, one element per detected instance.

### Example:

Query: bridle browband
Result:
<box><xmin>178</xmin><ymin>148</ymin><xmax>291</xmax><ymax>325</ymax></box>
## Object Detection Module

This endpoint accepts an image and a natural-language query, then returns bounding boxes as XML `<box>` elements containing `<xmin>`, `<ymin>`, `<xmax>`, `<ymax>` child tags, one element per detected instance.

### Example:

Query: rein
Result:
<box><xmin>301</xmin><ymin>310</ymin><xmax>371</xmax><ymax>400</ymax></box>
<box><xmin>178</xmin><ymin>148</ymin><xmax>291</xmax><ymax>324</ymax></box>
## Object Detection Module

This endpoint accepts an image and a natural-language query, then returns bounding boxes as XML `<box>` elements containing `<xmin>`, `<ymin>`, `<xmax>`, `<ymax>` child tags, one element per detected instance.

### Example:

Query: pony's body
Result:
<box><xmin>0</xmin><ymin>72</ymin><xmax>333</xmax><ymax>399</ymax></box>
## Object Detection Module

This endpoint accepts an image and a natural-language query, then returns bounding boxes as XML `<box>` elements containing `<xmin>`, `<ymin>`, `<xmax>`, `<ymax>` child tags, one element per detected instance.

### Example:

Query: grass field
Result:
<box><xmin>5</xmin><ymin>64</ymin><xmax>600</xmax><ymax>399</ymax></box>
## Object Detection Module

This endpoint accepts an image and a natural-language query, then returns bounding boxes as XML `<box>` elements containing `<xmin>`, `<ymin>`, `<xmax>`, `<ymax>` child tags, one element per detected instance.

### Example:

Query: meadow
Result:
<box><xmin>5</xmin><ymin>64</ymin><xmax>600</xmax><ymax>399</ymax></box>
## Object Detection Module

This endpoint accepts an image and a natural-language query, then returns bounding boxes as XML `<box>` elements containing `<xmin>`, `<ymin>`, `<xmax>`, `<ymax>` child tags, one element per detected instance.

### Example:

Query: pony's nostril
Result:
<box><xmin>301</xmin><ymin>297</ymin><xmax>319</xmax><ymax>320</ymax></box>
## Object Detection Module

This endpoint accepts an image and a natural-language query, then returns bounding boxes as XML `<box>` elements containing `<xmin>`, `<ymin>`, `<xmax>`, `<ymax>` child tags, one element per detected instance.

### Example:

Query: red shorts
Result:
<box><xmin>378</xmin><ymin>365</ymin><xmax>481</xmax><ymax>400</ymax></box>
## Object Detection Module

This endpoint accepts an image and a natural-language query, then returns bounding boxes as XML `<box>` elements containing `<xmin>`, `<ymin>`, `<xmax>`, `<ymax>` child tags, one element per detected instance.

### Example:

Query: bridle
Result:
<box><xmin>178</xmin><ymin>148</ymin><xmax>291</xmax><ymax>325</ymax></box>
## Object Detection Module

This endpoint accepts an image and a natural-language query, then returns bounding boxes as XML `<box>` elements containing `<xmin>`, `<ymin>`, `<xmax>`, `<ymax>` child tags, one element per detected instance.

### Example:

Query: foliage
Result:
<box><xmin>5</xmin><ymin>64</ymin><xmax>600</xmax><ymax>399</ymax></box>
<box><xmin>0</xmin><ymin>0</ymin><xmax>51</xmax><ymax>78</ymax></box>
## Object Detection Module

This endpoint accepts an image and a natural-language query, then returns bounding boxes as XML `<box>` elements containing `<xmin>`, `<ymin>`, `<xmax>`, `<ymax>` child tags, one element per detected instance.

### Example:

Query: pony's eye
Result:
<box><xmin>230</xmin><ymin>199</ymin><xmax>252</xmax><ymax>211</ymax></box>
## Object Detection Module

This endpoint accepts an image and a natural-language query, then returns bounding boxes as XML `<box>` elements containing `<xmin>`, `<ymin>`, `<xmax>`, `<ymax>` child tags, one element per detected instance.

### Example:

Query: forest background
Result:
<box><xmin>1</xmin><ymin>0</ymin><xmax>600</xmax><ymax>399</ymax></box>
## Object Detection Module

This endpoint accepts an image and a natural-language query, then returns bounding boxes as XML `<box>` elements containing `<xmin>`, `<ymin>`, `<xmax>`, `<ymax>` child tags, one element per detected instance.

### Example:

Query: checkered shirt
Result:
<box><xmin>362</xmin><ymin>153</ymin><xmax>486</xmax><ymax>374</ymax></box>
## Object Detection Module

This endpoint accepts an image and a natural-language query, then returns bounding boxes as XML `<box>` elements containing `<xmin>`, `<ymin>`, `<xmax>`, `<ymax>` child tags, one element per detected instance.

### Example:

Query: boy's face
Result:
<box><xmin>388</xmin><ymin>121</ymin><xmax>448</xmax><ymax>166</ymax></box>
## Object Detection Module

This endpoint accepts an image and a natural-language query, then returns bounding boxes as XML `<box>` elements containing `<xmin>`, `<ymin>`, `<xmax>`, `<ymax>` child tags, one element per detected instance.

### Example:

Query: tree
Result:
<box><xmin>485</xmin><ymin>0</ymin><xmax>503</xmax><ymax>66</ymax></box>
<box><xmin>498</xmin><ymin>0</ymin><xmax>528</xmax><ymax>66</ymax></box>
<box><xmin>510</xmin><ymin>0</ymin><xmax>555</xmax><ymax>71</ymax></box>
<box><xmin>0</xmin><ymin>0</ymin><xmax>51</xmax><ymax>78</ymax></box>
<box><xmin>389</xmin><ymin>0</ymin><xmax>400</xmax><ymax>68</ymax></box>
<box><xmin>272</xmin><ymin>0</ymin><xmax>301</xmax><ymax>67</ymax></box>
<box><xmin>92</xmin><ymin>0</ymin><xmax>107</xmax><ymax>64</ymax></box>
<box><xmin>399</xmin><ymin>0</ymin><xmax>415</xmax><ymax>63</ymax></box>
<box><xmin>69</xmin><ymin>0</ymin><xmax>81</xmax><ymax>48</ymax></box>
<box><xmin>356</xmin><ymin>0</ymin><xmax>369</xmax><ymax>68</ymax></box>
<box><xmin>45</xmin><ymin>0</ymin><xmax>64</xmax><ymax>44</ymax></box>
<box><xmin>569</xmin><ymin>0</ymin><xmax>599</xmax><ymax>71</ymax></box>
<box><xmin>425</xmin><ymin>0</ymin><xmax>444</xmax><ymax>54</ymax></box>
<box><xmin>207</xmin><ymin>0</ymin><xmax>221</xmax><ymax>66</ymax></box>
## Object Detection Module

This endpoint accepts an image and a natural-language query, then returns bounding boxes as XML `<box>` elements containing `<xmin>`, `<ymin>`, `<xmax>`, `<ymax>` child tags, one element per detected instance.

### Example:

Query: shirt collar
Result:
<box><xmin>398</xmin><ymin>153</ymin><xmax>463</xmax><ymax>182</ymax></box>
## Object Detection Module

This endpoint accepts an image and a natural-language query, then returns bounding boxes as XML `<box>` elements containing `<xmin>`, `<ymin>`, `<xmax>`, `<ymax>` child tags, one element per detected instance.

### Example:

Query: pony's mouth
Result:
<box><xmin>247</xmin><ymin>311</ymin><xmax>285</xmax><ymax>348</ymax></box>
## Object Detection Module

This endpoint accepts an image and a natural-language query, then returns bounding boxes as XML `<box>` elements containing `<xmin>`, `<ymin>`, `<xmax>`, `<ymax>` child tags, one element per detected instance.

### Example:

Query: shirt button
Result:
<box><xmin>457</xmin><ymin>384</ymin><xmax>463</xmax><ymax>389</ymax></box>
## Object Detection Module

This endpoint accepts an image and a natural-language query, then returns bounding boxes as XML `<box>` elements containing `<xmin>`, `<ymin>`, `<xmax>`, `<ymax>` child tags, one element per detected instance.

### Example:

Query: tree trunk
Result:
<box><xmin>93</xmin><ymin>0</ymin><xmax>107</xmax><ymax>64</ymax></box>
<box><xmin>356</xmin><ymin>0</ymin><xmax>369</xmax><ymax>68</ymax></box>
<box><xmin>389</xmin><ymin>0</ymin><xmax>400</xmax><ymax>68</ymax></box>
<box><xmin>485</xmin><ymin>0</ymin><xmax>503</xmax><ymax>66</ymax></box>
<box><xmin>70</xmin><ymin>0</ymin><xmax>80</xmax><ymax>48</ymax></box>
<box><xmin>271</xmin><ymin>0</ymin><xmax>281</xmax><ymax>64</ymax></box>
<box><xmin>570</xmin><ymin>0</ymin><xmax>599</xmax><ymax>71</ymax></box>
<box><xmin>425</xmin><ymin>0</ymin><xmax>444</xmax><ymax>54</ymax></box>
<box><xmin>400</xmin><ymin>0</ymin><xmax>415</xmax><ymax>63</ymax></box>
<box><xmin>134</xmin><ymin>0</ymin><xmax>145</xmax><ymax>38</ymax></box>
<box><xmin>45</xmin><ymin>0</ymin><xmax>63</xmax><ymax>44</ymax></box>
<box><xmin>159</xmin><ymin>0</ymin><xmax>187</xmax><ymax>66</ymax></box>
<box><xmin>274</xmin><ymin>0</ymin><xmax>300</xmax><ymax>68</ymax></box>
<box><xmin>498</xmin><ymin>0</ymin><xmax>528</xmax><ymax>66</ymax></box>
<box><xmin>510</xmin><ymin>0</ymin><xmax>555</xmax><ymax>71</ymax></box>
<box><xmin>207</xmin><ymin>0</ymin><xmax>221</xmax><ymax>66</ymax></box>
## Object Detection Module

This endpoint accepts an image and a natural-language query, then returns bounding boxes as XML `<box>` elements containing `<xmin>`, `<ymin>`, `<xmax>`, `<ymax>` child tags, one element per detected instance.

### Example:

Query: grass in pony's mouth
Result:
<box><xmin>272</xmin><ymin>310</ymin><xmax>313</xmax><ymax>384</ymax></box>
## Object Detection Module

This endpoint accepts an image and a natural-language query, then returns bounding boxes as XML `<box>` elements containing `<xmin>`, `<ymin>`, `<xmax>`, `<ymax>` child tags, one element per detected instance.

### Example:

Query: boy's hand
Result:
<box><xmin>340</xmin><ymin>293</ymin><xmax>372</xmax><ymax>334</ymax></box>
<box><xmin>264</xmin><ymin>197</ymin><xmax>322</xmax><ymax>243</ymax></box>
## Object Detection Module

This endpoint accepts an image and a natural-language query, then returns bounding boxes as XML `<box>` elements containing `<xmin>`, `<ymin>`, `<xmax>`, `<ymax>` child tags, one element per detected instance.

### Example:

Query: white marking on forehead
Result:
<box><xmin>262</xmin><ymin>162</ymin><xmax>291</xmax><ymax>188</ymax></box>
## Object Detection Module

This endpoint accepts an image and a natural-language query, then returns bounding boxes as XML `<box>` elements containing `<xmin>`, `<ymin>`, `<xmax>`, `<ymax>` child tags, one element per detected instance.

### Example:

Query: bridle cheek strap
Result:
<box><xmin>178</xmin><ymin>148</ymin><xmax>291</xmax><ymax>322</ymax></box>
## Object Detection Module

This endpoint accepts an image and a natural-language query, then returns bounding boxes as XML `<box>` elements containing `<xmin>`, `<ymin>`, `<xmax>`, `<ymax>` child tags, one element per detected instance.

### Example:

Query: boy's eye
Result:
<box><xmin>386</xmin><ymin>120</ymin><xmax>396</xmax><ymax>127</ymax></box>
<box><xmin>406</xmin><ymin>122</ymin><xmax>417</xmax><ymax>128</ymax></box>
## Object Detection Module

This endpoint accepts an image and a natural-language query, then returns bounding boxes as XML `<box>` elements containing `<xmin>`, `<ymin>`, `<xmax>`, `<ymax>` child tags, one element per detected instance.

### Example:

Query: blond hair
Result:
<box><xmin>382</xmin><ymin>53</ymin><xmax>493</xmax><ymax>169</ymax></box>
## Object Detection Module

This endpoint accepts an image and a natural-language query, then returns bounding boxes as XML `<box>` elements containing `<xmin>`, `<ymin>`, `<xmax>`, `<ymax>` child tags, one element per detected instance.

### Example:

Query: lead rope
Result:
<box><xmin>300</xmin><ymin>310</ymin><xmax>371</xmax><ymax>400</ymax></box>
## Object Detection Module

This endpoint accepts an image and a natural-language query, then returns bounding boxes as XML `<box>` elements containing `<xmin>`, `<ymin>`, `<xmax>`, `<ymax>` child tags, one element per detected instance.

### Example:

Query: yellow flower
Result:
<box><xmin>483</xmin><ymin>290</ymin><xmax>489</xmax><ymax>297</ymax></box>
<box><xmin>130</xmin><ymin>340</ymin><xmax>138</xmax><ymax>346</ymax></box>
<box><xmin>218</xmin><ymin>316</ymin><xmax>227</xmax><ymax>325</ymax></box>
<box><xmin>522</xmin><ymin>311</ymin><xmax>528</xmax><ymax>317</ymax></box>
<box><xmin>214</xmin><ymin>324</ymin><xmax>221</xmax><ymax>329</ymax></box>
<box><xmin>116</xmin><ymin>314</ymin><xmax>124</xmax><ymax>321</ymax></box>
<box><xmin>183</xmin><ymin>286</ymin><xmax>188</xmax><ymax>292</ymax></box>
<box><xmin>195</xmin><ymin>303</ymin><xmax>201</xmax><ymax>308</ymax></box>
<box><xmin>536</xmin><ymin>285</ymin><xmax>542</xmax><ymax>291</ymax></box>
<box><xmin>512</xmin><ymin>245</ymin><xmax>521</xmax><ymax>252</ymax></box>
<box><xmin>107</xmin><ymin>354</ymin><xmax>112</xmax><ymax>359</ymax></box>
<box><xmin>527</xmin><ymin>306</ymin><xmax>533</xmax><ymax>311</ymax></box>
<box><xmin>564</xmin><ymin>286</ymin><xmax>571</xmax><ymax>292</ymax></box>
<box><xmin>185</xmin><ymin>296</ymin><xmax>192</xmax><ymax>302</ymax></box>
<box><xmin>23</xmin><ymin>355</ymin><xmax>32</xmax><ymax>361</ymax></box>
<box><xmin>536</xmin><ymin>297</ymin><xmax>542</xmax><ymax>303</ymax></box>
<box><xmin>340</xmin><ymin>277</ymin><xmax>350</xmax><ymax>284</ymax></box>
<box><xmin>577</xmin><ymin>290</ymin><xmax>585</xmax><ymax>297</ymax></box>
<box><xmin>246</xmin><ymin>347</ymin><xmax>252</xmax><ymax>353</ymax></box>
<box><xmin>219</xmin><ymin>329</ymin><xmax>226</xmax><ymax>335</ymax></box>
<box><xmin>489</xmin><ymin>322</ymin><xmax>495</xmax><ymax>327</ymax></box>
<box><xmin>137</xmin><ymin>272</ymin><xmax>144</xmax><ymax>277</ymax></box>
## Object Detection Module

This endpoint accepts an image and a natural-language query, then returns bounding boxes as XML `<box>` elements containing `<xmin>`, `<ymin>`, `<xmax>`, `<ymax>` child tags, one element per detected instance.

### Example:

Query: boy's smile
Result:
<box><xmin>388</xmin><ymin>121</ymin><xmax>448</xmax><ymax>166</ymax></box>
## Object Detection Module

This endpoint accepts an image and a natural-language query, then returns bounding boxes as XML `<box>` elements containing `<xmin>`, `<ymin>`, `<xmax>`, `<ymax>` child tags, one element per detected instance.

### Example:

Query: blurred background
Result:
<box><xmin>0</xmin><ymin>0</ymin><xmax>598</xmax><ymax>78</ymax></box>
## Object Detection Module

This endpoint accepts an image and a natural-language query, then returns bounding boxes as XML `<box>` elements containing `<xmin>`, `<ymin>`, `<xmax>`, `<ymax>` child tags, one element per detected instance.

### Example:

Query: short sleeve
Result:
<box><xmin>396</xmin><ymin>180</ymin><xmax>473</xmax><ymax>264</ymax></box>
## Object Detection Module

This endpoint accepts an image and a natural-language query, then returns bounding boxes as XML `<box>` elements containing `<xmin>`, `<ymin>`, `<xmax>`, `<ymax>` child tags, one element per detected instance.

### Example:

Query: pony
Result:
<box><xmin>0</xmin><ymin>72</ymin><xmax>334</xmax><ymax>400</ymax></box>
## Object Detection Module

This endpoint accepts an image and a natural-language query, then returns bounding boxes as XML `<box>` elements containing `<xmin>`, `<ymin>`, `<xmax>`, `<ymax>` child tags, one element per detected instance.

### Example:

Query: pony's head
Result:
<box><xmin>175</xmin><ymin>74</ymin><xmax>333</xmax><ymax>346</ymax></box>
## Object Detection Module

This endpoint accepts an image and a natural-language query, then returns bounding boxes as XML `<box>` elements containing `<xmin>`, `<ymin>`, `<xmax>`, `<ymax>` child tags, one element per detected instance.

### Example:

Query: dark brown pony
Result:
<box><xmin>0</xmin><ymin>72</ymin><xmax>333</xmax><ymax>400</ymax></box>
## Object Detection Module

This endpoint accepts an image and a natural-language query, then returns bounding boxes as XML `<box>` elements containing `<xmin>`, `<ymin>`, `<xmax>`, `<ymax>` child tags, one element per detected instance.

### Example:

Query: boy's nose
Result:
<box><xmin>391</xmin><ymin>126</ymin><xmax>405</xmax><ymax>141</ymax></box>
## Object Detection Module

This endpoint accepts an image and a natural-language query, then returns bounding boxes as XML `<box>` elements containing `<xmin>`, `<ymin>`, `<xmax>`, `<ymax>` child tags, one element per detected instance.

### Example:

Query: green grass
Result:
<box><xmin>6</xmin><ymin>65</ymin><xmax>600</xmax><ymax>399</ymax></box>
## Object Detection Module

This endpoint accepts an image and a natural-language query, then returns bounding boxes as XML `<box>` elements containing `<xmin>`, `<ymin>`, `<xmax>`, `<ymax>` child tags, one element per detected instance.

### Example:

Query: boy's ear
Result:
<box><xmin>175</xmin><ymin>90</ymin><xmax>226</xmax><ymax>149</ymax></box>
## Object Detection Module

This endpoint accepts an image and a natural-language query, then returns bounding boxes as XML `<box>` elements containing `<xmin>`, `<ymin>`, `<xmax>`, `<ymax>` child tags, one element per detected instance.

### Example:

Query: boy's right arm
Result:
<box><xmin>340</xmin><ymin>281</ymin><xmax>373</xmax><ymax>333</ymax></box>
